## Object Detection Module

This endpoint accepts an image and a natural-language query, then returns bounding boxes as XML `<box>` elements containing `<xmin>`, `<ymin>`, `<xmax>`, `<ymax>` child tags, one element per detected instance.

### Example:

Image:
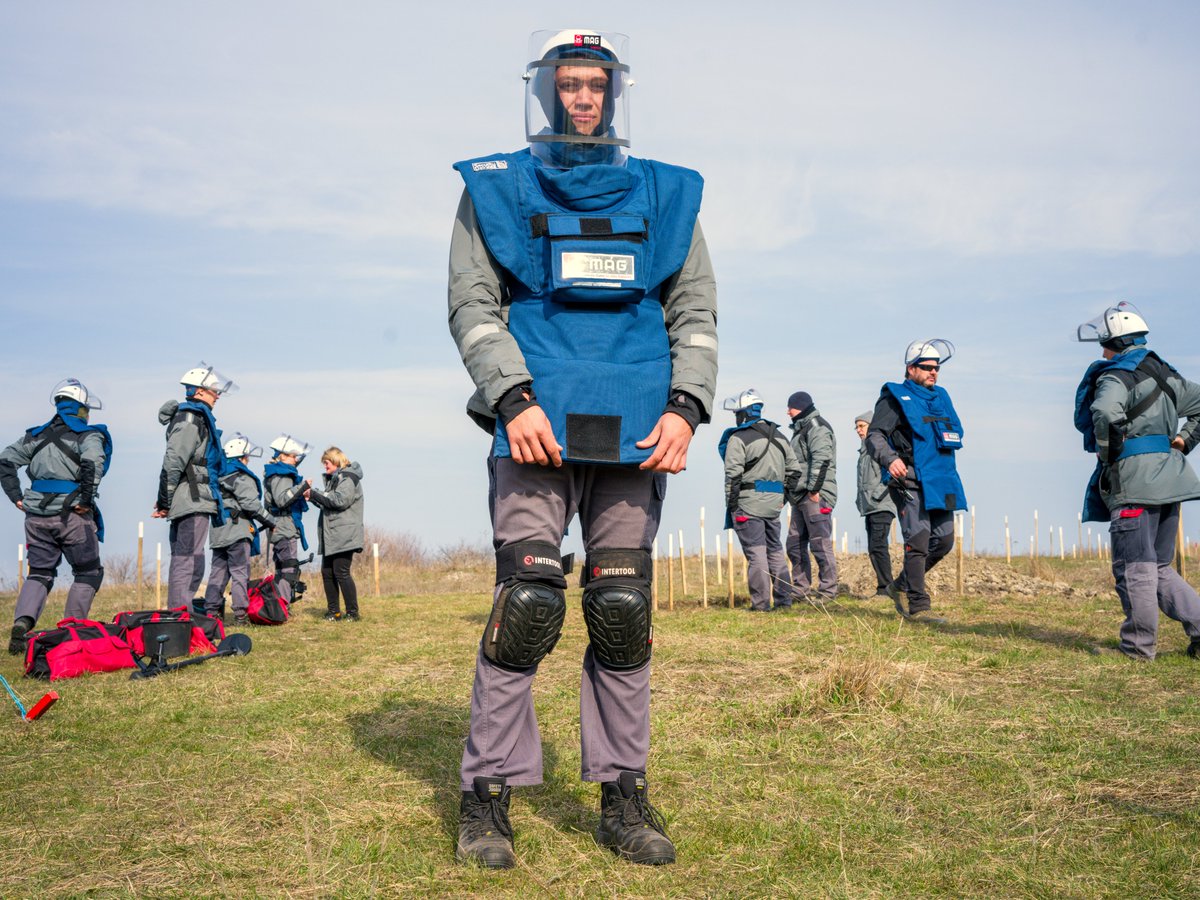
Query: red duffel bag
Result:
<box><xmin>24</xmin><ymin>618</ymin><xmax>136</xmax><ymax>681</ymax></box>
<box><xmin>247</xmin><ymin>575</ymin><xmax>289</xmax><ymax>626</ymax></box>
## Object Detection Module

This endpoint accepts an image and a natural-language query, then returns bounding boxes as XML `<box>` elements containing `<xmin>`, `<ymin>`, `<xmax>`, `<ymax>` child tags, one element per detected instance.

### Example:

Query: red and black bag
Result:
<box><xmin>24</xmin><ymin>617</ymin><xmax>136</xmax><ymax>681</ymax></box>
<box><xmin>112</xmin><ymin>608</ymin><xmax>219</xmax><ymax>658</ymax></box>
<box><xmin>247</xmin><ymin>574</ymin><xmax>289</xmax><ymax>625</ymax></box>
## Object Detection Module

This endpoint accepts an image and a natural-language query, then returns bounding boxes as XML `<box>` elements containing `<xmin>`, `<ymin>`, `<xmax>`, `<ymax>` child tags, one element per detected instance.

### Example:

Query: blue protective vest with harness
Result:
<box><xmin>718</xmin><ymin>414</ymin><xmax>790</xmax><ymax>529</ymax></box>
<box><xmin>264</xmin><ymin>460</ymin><xmax>309</xmax><ymax>551</ymax></box>
<box><xmin>454</xmin><ymin>149</ymin><xmax>703</xmax><ymax>465</ymax></box>
<box><xmin>225</xmin><ymin>459</ymin><xmax>265</xmax><ymax>555</ymax></box>
<box><xmin>26</xmin><ymin>401</ymin><xmax>113</xmax><ymax>541</ymax></box>
<box><xmin>173</xmin><ymin>399</ymin><xmax>229</xmax><ymax>524</ymax></box>
<box><xmin>881</xmin><ymin>381</ymin><xmax>966</xmax><ymax>512</ymax></box>
<box><xmin>1073</xmin><ymin>348</ymin><xmax>1176</xmax><ymax>522</ymax></box>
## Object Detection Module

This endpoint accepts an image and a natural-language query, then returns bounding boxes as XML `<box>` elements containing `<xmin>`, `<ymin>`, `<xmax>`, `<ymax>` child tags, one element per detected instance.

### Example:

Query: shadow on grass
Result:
<box><xmin>348</xmin><ymin>695</ymin><xmax>593</xmax><ymax>842</ymax></box>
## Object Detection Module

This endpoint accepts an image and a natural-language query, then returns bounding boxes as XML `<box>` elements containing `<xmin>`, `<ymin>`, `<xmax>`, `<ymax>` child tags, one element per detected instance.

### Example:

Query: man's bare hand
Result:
<box><xmin>1172</xmin><ymin>435</ymin><xmax>1186</xmax><ymax>452</ymax></box>
<box><xmin>888</xmin><ymin>459</ymin><xmax>908</xmax><ymax>480</ymax></box>
<box><xmin>151</xmin><ymin>508</ymin><xmax>168</xmax><ymax>518</ymax></box>
<box><xmin>808</xmin><ymin>492</ymin><xmax>820</xmax><ymax>504</ymax></box>
<box><xmin>636</xmin><ymin>412</ymin><xmax>693</xmax><ymax>473</ymax></box>
<box><xmin>16</xmin><ymin>500</ymin><xmax>24</xmax><ymax>512</ymax></box>
<box><xmin>506</xmin><ymin>407</ymin><xmax>562</xmax><ymax>467</ymax></box>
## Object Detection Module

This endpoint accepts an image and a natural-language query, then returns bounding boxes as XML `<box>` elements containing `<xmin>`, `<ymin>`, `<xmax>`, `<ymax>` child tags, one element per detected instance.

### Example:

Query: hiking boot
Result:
<box><xmin>1090</xmin><ymin>645</ymin><xmax>1144</xmax><ymax>661</ymax></box>
<box><xmin>233</xmin><ymin>615</ymin><xmax>249</xmax><ymax>626</ymax></box>
<box><xmin>8</xmin><ymin>617</ymin><xmax>33</xmax><ymax>656</ymax></box>
<box><xmin>344</xmin><ymin>612</ymin><xmax>361</xmax><ymax>622</ymax></box>
<box><xmin>1188</xmin><ymin>640</ymin><xmax>1200</xmax><ymax>659</ymax></box>
<box><xmin>885</xmin><ymin>581</ymin><xmax>908</xmax><ymax>617</ymax></box>
<box><xmin>456</xmin><ymin>776</ymin><xmax>515</xmax><ymax>869</ymax></box>
<box><xmin>873</xmin><ymin>588</ymin><xmax>891</xmax><ymax>598</ymax></box>
<box><xmin>595</xmin><ymin>771</ymin><xmax>675</xmax><ymax>866</ymax></box>
<box><xmin>323</xmin><ymin>612</ymin><xmax>342</xmax><ymax>622</ymax></box>
<box><xmin>907</xmin><ymin>609</ymin><xmax>946</xmax><ymax>625</ymax></box>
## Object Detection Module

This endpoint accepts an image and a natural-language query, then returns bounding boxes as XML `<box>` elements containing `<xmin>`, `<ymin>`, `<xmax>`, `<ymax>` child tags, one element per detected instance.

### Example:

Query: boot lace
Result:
<box><xmin>616</xmin><ymin>792</ymin><xmax>669</xmax><ymax>837</ymax></box>
<box><xmin>462</xmin><ymin>794</ymin><xmax>513</xmax><ymax>841</ymax></box>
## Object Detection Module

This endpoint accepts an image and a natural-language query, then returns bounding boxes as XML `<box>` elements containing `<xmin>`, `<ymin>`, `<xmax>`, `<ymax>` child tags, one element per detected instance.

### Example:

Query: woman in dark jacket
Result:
<box><xmin>306</xmin><ymin>447</ymin><xmax>364</xmax><ymax>621</ymax></box>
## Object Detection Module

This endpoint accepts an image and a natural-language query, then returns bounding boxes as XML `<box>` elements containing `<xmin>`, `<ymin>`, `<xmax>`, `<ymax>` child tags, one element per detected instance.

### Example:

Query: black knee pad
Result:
<box><xmin>27</xmin><ymin>566</ymin><xmax>55</xmax><ymax>591</ymax></box>
<box><xmin>581</xmin><ymin>549</ymin><xmax>653</xmax><ymax>670</ymax></box>
<box><xmin>71</xmin><ymin>557</ymin><xmax>104</xmax><ymax>591</ymax></box>
<box><xmin>482</xmin><ymin>541</ymin><xmax>569</xmax><ymax>671</ymax></box>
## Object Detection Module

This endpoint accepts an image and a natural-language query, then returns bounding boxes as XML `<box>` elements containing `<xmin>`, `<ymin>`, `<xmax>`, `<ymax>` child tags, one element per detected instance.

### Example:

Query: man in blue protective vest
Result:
<box><xmin>0</xmin><ymin>379</ymin><xmax>111</xmax><ymax>655</ymax></box>
<box><xmin>446</xmin><ymin>29</ymin><xmax>717</xmax><ymax>869</ymax></box>
<box><xmin>151</xmin><ymin>362</ymin><xmax>236</xmax><ymax>607</ymax></box>
<box><xmin>865</xmin><ymin>339</ymin><xmax>966</xmax><ymax>624</ymax></box>
<box><xmin>1074</xmin><ymin>301</ymin><xmax>1200</xmax><ymax>660</ymax></box>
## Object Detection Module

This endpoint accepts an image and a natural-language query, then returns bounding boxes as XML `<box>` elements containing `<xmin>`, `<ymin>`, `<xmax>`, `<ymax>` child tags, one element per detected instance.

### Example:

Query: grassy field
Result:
<box><xmin>1</xmin><ymin>555</ymin><xmax>1198</xmax><ymax>898</ymax></box>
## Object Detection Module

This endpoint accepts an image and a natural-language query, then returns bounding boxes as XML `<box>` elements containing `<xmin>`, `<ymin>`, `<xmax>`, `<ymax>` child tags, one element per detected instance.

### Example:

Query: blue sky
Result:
<box><xmin>2</xmin><ymin>2</ymin><xmax>1199</xmax><ymax>579</ymax></box>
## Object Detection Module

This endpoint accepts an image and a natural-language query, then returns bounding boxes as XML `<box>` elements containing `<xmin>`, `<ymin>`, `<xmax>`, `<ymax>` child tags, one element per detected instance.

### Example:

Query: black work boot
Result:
<box><xmin>595</xmin><ymin>771</ymin><xmax>676</xmax><ymax>866</ymax></box>
<box><xmin>8</xmin><ymin>617</ymin><xmax>33</xmax><ymax>656</ymax></box>
<box><xmin>456</xmin><ymin>776</ymin><xmax>515</xmax><ymax>869</ymax></box>
<box><xmin>885</xmin><ymin>580</ymin><xmax>908</xmax><ymax>617</ymax></box>
<box><xmin>1186</xmin><ymin>640</ymin><xmax>1199</xmax><ymax>659</ymax></box>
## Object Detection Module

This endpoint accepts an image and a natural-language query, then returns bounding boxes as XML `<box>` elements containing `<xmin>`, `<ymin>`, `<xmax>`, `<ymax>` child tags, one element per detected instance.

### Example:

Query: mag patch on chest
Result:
<box><xmin>533</xmin><ymin>213</ymin><xmax>649</xmax><ymax>303</ymax></box>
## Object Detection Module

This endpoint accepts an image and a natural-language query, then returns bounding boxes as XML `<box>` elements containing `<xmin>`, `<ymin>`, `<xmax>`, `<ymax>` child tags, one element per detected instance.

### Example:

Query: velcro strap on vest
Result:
<box><xmin>31</xmin><ymin>479</ymin><xmax>81</xmax><ymax>494</ymax></box>
<box><xmin>1118</xmin><ymin>434</ymin><xmax>1172</xmax><ymax>459</ymax></box>
<box><xmin>495</xmin><ymin>541</ymin><xmax>567</xmax><ymax>588</ymax></box>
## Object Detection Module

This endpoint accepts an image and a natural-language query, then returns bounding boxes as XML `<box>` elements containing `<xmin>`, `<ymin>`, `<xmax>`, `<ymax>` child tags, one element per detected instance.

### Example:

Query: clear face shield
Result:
<box><xmin>525</xmin><ymin>29</ymin><xmax>631</xmax><ymax>168</ymax></box>
<box><xmin>50</xmin><ymin>378</ymin><xmax>102</xmax><ymax>410</ymax></box>
<box><xmin>1076</xmin><ymin>301</ymin><xmax>1147</xmax><ymax>343</ymax></box>
<box><xmin>193</xmin><ymin>361</ymin><xmax>239</xmax><ymax>395</ymax></box>
<box><xmin>904</xmin><ymin>338</ymin><xmax>956</xmax><ymax>367</ymax></box>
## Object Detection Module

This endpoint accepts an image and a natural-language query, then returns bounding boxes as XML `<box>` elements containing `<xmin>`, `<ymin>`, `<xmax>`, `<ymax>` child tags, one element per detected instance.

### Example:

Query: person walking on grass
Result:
<box><xmin>306</xmin><ymin>446</ymin><xmax>364</xmax><ymax>622</ymax></box>
<box><xmin>446</xmin><ymin>29</ymin><xmax>717</xmax><ymax>869</ymax></box>
<box><xmin>785</xmin><ymin>391</ymin><xmax>839</xmax><ymax>602</ymax></box>
<box><xmin>855</xmin><ymin>410</ymin><xmax>897</xmax><ymax>597</ymax></box>
<box><xmin>1074</xmin><ymin>301</ymin><xmax>1200</xmax><ymax>661</ymax></box>
<box><xmin>866</xmin><ymin>340</ymin><xmax>966</xmax><ymax>624</ymax></box>
<box><xmin>1</xmin><ymin>379</ymin><xmax>111</xmax><ymax>655</ymax></box>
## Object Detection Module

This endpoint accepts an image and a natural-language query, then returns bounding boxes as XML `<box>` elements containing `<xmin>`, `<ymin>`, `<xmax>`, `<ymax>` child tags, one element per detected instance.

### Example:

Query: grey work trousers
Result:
<box><xmin>892</xmin><ymin>485</ymin><xmax>954</xmax><ymax>613</ymax></box>
<box><xmin>272</xmin><ymin>537</ymin><xmax>299</xmax><ymax>603</ymax></box>
<box><xmin>733</xmin><ymin>512</ymin><xmax>792</xmax><ymax>610</ymax></box>
<box><xmin>460</xmin><ymin>456</ymin><xmax>664</xmax><ymax>791</ymax></box>
<box><xmin>865</xmin><ymin>511</ymin><xmax>895</xmax><ymax>592</ymax></box>
<box><xmin>14</xmin><ymin>511</ymin><xmax>102</xmax><ymax>627</ymax></box>
<box><xmin>204</xmin><ymin>539</ymin><xmax>251</xmax><ymax>616</ymax></box>
<box><xmin>787</xmin><ymin>498</ymin><xmax>838</xmax><ymax>597</ymax></box>
<box><xmin>1109</xmin><ymin>503</ymin><xmax>1200</xmax><ymax>659</ymax></box>
<box><xmin>168</xmin><ymin>513</ymin><xmax>210</xmax><ymax>606</ymax></box>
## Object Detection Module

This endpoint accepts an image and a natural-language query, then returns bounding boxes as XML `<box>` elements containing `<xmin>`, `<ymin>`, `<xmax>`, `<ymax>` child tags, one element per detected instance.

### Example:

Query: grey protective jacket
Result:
<box><xmin>856</xmin><ymin>443</ymin><xmax>896</xmax><ymax>517</ymax></box>
<box><xmin>209</xmin><ymin>469</ymin><xmax>277</xmax><ymax>550</ymax></box>
<box><xmin>0</xmin><ymin>420</ymin><xmax>107</xmax><ymax>516</ymax></box>
<box><xmin>309</xmin><ymin>462</ymin><xmax>364</xmax><ymax>556</ymax></box>
<box><xmin>156</xmin><ymin>400</ymin><xmax>218</xmax><ymax>519</ymax></box>
<box><xmin>447</xmin><ymin>190</ymin><xmax>719</xmax><ymax>432</ymax></box>
<box><xmin>264</xmin><ymin>470</ymin><xmax>306</xmax><ymax>544</ymax></box>
<box><xmin>723</xmin><ymin>420</ymin><xmax>802</xmax><ymax>519</ymax></box>
<box><xmin>1091</xmin><ymin>349</ymin><xmax>1200</xmax><ymax>508</ymax></box>
<box><xmin>789</xmin><ymin>408</ymin><xmax>838</xmax><ymax>508</ymax></box>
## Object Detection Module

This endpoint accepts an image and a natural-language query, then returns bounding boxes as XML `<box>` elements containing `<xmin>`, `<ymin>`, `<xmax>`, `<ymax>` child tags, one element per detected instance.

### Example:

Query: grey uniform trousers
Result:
<box><xmin>272</xmin><ymin>537</ymin><xmax>299</xmax><ymax>603</ymax></box>
<box><xmin>204</xmin><ymin>539</ymin><xmax>252</xmax><ymax>616</ymax></box>
<box><xmin>460</xmin><ymin>456</ymin><xmax>664</xmax><ymax>792</ymax></box>
<box><xmin>892</xmin><ymin>485</ymin><xmax>954</xmax><ymax>613</ymax></box>
<box><xmin>168</xmin><ymin>513</ymin><xmax>210</xmax><ymax>606</ymax></box>
<box><xmin>14</xmin><ymin>511</ymin><xmax>102</xmax><ymax>626</ymax></box>
<box><xmin>1109</xmin><ymin>503</ymin><xmax>1200</xmax><ymax>659</ymax></box>
<box><xmin>733</xmin><ymin>513</ymin><xmax>792</xmax><ymax>610</ymax></box>
<box><xmin>787</xmin><ymin>498</ymin><xmax>838</xmax><ymax>597</ymax></box>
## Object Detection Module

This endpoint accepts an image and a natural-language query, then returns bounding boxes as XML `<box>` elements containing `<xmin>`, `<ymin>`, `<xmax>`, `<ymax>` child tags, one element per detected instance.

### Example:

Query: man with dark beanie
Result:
<box><xmin>786</xmin><ymin>391</ymin><xmax>839</xmax><ymax>601</ymax></box>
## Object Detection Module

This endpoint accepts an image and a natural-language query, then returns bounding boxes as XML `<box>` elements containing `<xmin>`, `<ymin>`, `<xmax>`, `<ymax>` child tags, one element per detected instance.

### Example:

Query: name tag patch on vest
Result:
<box><xmin>560</xmin><ymin>252</ymin><xmax>635</xmax><ymax>282</ymax></box>
<box><xmin>471</xmin><ymin>160</ymin><xmax>509</xmax><ymax>171</ymax></box>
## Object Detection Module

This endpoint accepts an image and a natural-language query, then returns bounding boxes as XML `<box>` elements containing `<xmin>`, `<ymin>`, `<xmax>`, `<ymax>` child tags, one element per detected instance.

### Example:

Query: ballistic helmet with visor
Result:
<box><xmin>1076</xmin><ymin>301</ymin><xmax>1149</xmax><ymax>345</ymax></box>
<box><xmin>51</xmin><ymin>378</ymin><xmax>102</xmax><ymax>410</ymax></box>
<box><xmin>180</xmin><ymin>361</ymin><xmax>237</xmax><ymax>396</ymax></box>
<box><xmin>222</xmin><ymin>433</ymin><xmax>262</xmax><ymax>460</ymax></box>
<box><xmin>269</xmin><ymin>434</ymin><xmax>312</xmax><ymax>463</ymax></box>
<box><xmin>723</xmin><ymin>388</ymin><xmax>764</xmax><ymax>413</ymax></box>
<box><xmin>525</xmin><ymin>29</ymin><xmax>631</xmax><ymax>168</ymax></box>
<box><xmin>904</xmin><ymin>339</ymin><xmax>955</xmax><ymax>367</ymax></box>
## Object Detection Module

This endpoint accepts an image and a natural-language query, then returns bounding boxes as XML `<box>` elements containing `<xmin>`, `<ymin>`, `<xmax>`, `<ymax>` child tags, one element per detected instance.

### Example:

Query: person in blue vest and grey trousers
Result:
<box><xmin>1</xmin><ymin>379</ymin><xmax>111</xmax><ymax>655</ymax></box>
<box><xmin>204</xmin><ymin>434</ymin><xmax>277</xmax><ymax>624</ymax></box>
<box><xmin>264</xmin><ymin>433</ymin><xmax>312</xmax><ymax>605</ymax></box>
<box><xmin>446</xmin><ymin>29</ymin><xmax>717</xmax><ymax>869</ymax></box>
<box><xmin>865</xmin><ymin>339</ymin><xmax>966</xmax><ymax>624</ymax></box>
<box><xmin>720</xmin><ymin>389</ymin><xmax>801</xmax><ymax>612</ymax></box>
<box><xmin>152</xmin><ymin>362</ymin><xmax>235</xmax><ymax>607</ymax></box>
<box><xmin>1074</xmin><ymin>301</ymin><xmax>1200</xmax><ymax>660</ymax></box>
<box><xmin>305</xmin><ymin>446</ymin><xmax>363</xmax><ymax>622</ymax></box>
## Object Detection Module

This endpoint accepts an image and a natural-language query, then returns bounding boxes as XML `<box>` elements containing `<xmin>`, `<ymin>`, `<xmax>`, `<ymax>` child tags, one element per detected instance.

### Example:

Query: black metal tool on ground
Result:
<box><xmin>130</xmin><ymin>633</ymin><xmax>253</xmax><ymax>680</ymax></box>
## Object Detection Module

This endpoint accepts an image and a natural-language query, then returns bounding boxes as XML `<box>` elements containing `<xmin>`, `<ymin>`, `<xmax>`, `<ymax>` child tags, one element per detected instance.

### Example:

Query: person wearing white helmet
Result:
<box><xmin>785</xmin><ymin>391</ymin><xmax>839</xmax><ymax>602</ymax></box>
<box><xmin>447</xmin><ymin>29</ymin><xmax>717</xmax><ymax>869</ymax></box>
<box><xmin>264</xmin><ymin>434</ymin><xmax>313</xmax><ymax>605</ymax></box>
<box><xmin>719</xmin><ymin>390</ymin><xmax>802</xmax><ymax>612</ymax></box>
<box><xmin>1074</xmin><ymin>302</ymin><xmax>1200</xmax><ymax>660</ymax></box>
<box><xmin>0</xmin><ymin>380</ymin><xmax>112</xmax><ymax>654</ymax></box>
<box><xmin>203</xmin><ymin>434</ymin><xmax>277</xmax><ymax>624</ymax></box>
<box><xmin>864</xmin><ymin>339</ymin><xmax>966</xmax><ymax>624</ymax></box>
<box><xmin>152</xmin><ymin>362</ymin><xmax>237</xmax><ymax>606</ymax></box>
